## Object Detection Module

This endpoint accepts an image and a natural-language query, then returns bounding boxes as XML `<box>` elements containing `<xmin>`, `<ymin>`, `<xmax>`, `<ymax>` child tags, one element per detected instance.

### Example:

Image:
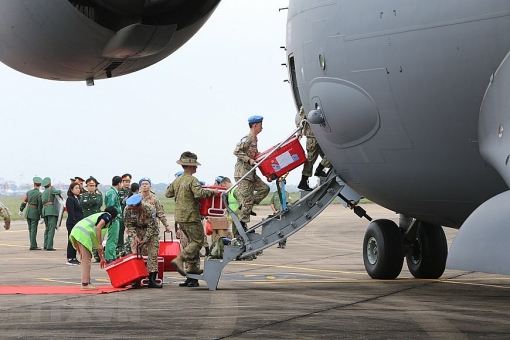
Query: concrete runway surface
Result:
<box><xmin>1</xmin><ymin>203</ymin><xmax>510</xmax><ymax>339</ymax></box>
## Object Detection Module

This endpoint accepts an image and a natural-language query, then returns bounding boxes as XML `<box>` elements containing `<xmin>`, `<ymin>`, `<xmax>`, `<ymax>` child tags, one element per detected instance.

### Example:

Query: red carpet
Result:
<box><xmin>0</xmin><ymin>285</ymin><xmax>130</xmax><ymax>295</ymax></box>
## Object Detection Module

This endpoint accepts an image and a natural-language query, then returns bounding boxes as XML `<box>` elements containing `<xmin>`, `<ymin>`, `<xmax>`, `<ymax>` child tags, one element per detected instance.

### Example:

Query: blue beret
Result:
<box><xmin>199</xmin><ymin>181</ymin><xmax>205</xmax><ymax>186</ymax></box>
<box><xmin>248</xmin><ymin>115</ymin><xmax>263</xmax><ymax>124</ymax></box>
<box><xmin>139</xmin><ymin>177</ymin><xmax>151</xmax><ymax>186</ymax></box>
<box><xmin>126</xmin><ymin>194</ymin><xmax>142</xmax><ymax>206</ymax></box>
<box><xmin>174</xmin><ymin>171</ymin><xmax>184</xmax><ymax>177</ymax></box>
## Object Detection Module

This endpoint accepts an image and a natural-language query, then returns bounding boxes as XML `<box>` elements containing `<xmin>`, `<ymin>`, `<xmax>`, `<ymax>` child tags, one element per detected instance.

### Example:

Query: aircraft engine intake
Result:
<box><xmin>0</xmin><ymin>0</ymin><xmax>220</xmax><ymax>81</ymax></box>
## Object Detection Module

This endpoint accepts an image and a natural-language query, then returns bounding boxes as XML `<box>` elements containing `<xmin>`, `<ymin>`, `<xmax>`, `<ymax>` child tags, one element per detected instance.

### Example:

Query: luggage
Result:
<box><xmin>106</xmin><ymin>252</ymin><xmax>148</xmax><ymax>288</ymax></box>
<box><xmin>199</xmin><ymin>185</ymin><xmax>226</xmax><ymax>216</ymax></box>
<box><xmin>158</xmin><ymin>231</ymin><xmax>181</xmax><ymax>272</ymax></box>
<box><xmin>255</xmin><ymin>135</ymin><xmax>306</xmax><ymax>181</ymax></box>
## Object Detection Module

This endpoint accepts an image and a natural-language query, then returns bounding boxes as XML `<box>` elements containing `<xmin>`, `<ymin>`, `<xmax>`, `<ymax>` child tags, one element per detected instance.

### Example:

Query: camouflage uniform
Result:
<box><xmin>233</xmin><ymin>131</ymin><xmax>270</xmax><ymax>223</ymax></box>
<box><xmin>0</xmin><ymin>201</ymin><xmax>11</xmax><ymax>230</ymax></box>
<box><xmin>124</xmin><ymin>194</ymin><xmax>168</xmax><ymax>272</ymax></box>
<box><xmin>297</xmin><ymin>107</ymin><xmax>331</xmax><ymax>177</ymax></box>
<box><xmin>165</xmin><ymin>172</ymin><xmax>214</xmax><ymax>268</ymax></box>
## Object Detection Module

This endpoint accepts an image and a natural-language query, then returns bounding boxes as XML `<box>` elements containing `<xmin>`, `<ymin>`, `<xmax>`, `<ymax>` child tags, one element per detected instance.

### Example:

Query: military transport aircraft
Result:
<box><xmin>0</xmin><ymin>0</ymin><xmax>220</xmax><ymax>84</ymax></box>
<box><xmin>285</xmin><ymin>0</ymin><xmax>510</xmax><ymax>279</ymax></box>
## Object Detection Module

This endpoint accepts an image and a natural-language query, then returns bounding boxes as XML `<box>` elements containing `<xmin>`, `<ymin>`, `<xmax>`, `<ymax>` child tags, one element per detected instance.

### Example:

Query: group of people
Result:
<box><xmin>1</xmin><ymin>107</ymin><xmax>329</xmax><ymax>290</ymax></box>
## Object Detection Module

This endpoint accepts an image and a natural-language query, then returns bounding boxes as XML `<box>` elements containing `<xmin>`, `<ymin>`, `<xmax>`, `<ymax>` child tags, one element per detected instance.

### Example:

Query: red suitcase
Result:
<box><xmin>106</xmin><ymin>253</ymin><xmax>148</xmax><ymax>288</ymax></box>
<box><xmin>255</xmin><ymin>135</ymin><xmax>306</xmax><ymax>181</ymax></box>
<box><xmin>199</xmin><ymin>185</ymin><xmax>226</xmax><ymax>216</ymax></box>
<box><xmin>158</xmin><ymin>231</ymin><xmax>181</xmax><ymax>272</ymax></box>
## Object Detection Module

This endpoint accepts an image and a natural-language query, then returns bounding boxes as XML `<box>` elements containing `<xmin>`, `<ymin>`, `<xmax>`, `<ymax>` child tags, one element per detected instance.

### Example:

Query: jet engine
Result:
<box><xmin>0</xmin><ymin>0</ymin><xmax>220</xmax><ymax>82</ymax></box>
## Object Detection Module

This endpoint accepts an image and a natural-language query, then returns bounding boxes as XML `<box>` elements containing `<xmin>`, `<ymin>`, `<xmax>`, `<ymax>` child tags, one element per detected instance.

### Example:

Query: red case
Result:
<box><xmin>199</xmin><ymin>186</ymin><xmax>226</xmax><ymax>216</ymax></box>
<box><xmin>158</xmin><ymin>231</ymin><xmax>181</xmax><ymax>272</ymax></box>
<box><xmin>142</xmin><ymin>256</ymin><xmax>164</xmax><ymax>282</ymax></box>
<box><xmin>255</xmin><ymin>135</ymin><xmax>306</xmax><ymax>181</ymax></box>
<box><xmin>106</xmin><ymin>254</ymin><xmax>148</xmax><ymax>288</ymax></box>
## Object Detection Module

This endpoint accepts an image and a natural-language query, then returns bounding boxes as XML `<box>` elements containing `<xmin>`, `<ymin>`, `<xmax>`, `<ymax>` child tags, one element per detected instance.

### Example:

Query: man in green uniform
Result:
<box><xmin>117</xmin><ymin>173</ymin><xmax>131</xmax><ymax>249</ymax></box>
<box><xmin>166</xmin><ymin>151</ymin><xmax>218</xmax><ymax>287</ymax></box>
<box><xmin>19</xmin><ymin>176</ymin><xmax>43</xmax><ymax>250</ymax></box>
<box><xmin>296</xmin><ymin>106</ymin><xmax>331</xmax><ymax>191</ymax></box>
<box><xmin>104</xmin><ymin>176</ymin><xmax>122</xmax><ymax>262</ymax></box>
<box><xmin>81</xmin><ymin>176</ymin><xmax>103</xmax><ymax>217</ymax></box>
<box><xmin>0</xmin><ymin>201</ymin><xmax>11</xmax><ymax>231</ymax></box>
<box><xmin>41</xmin><ymin>177</ymin><xmax>61</xmax><ymax>251</ymax></box>
<box><xmin>233</xmin><ymin>115</ymin><xmax>270</xmax><ymax>225</ymax></box>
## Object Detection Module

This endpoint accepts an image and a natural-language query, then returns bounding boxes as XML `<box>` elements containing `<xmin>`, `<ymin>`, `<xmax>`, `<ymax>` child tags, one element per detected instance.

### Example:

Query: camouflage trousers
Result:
<box><xmin>179</xmin><ymin>221</ymin><xmax>205</xmax><ymax>267</ymax></box>
<box><xmin>130</xmin><ymin>226</ymin><xmax>160</xmax><ymax>272</ymax></box>
<box><xmin>235</xmin><ymin>175</ymin><xmax>270</xmax><ymax>223</ymax></box>
<box><xmin>302</xmin><ymin>137</ymin><xmax>331</xmax><ymax>177</ymax></box>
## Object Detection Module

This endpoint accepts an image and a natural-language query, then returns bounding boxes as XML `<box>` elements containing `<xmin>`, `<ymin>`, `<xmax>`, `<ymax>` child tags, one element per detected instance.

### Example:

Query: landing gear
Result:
<box><xmin>363</xmin><ymin>219</ymin><xmax>403</xmax><ymax>279</ymax></box>
<box><xmin>405</xmin><ymin>222</ymin><xmax>447</xmax><ymax>279</ymax></box>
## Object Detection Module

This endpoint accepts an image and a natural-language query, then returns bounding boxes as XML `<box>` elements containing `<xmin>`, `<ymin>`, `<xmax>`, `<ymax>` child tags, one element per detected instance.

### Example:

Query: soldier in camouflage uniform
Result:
<box><xmin>0</xmin><ymin>200</ymin><xmax>11</xmax><ymax>231</ymax></box>
<box><xmin>296</xmin><ymin>106</ymin><xmax>331</xmax><ymax>191</ymax></box>
<box><xmin>233</xmin><ymin>115</ymin><xmax>270</xmax><ymax>225</ymax></box>
<box><xmin>166</xmin><ymin>151</ymin><xmax>218</xmax><ymax>287</ymax></box>
<box><xmin>125</xmin><ymin>177</ymin><xmax>170</xmax><ymax>288</ymax></box>
<box><xmin>19</xmin><ymin>176</ymin><xmax>43</xmax><ymax>250</ymax></box>
<box><xmin>117</xmin><ymin>173</ymin><xmax>131</xmax><ymax>250</ymax></box>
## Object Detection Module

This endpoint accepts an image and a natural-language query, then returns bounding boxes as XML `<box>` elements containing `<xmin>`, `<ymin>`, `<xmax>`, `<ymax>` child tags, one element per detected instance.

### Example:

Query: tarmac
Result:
<box><xmin>1</xmin><ymin>203</ymin><xmax>510</xmax><ymax>339</ymax></box>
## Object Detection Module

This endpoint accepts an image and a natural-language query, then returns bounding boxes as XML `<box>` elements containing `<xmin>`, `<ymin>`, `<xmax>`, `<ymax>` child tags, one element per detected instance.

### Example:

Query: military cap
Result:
<box><xmin>199</xmin><ymin>180</ymin><xmax>205</xmax><ymax>186</ymax></box>
<box><xmin>42</xmin><ymin>177</ymin><xmax>51</xmax><ymax>187</ymax></box>
<box><xmin>248</xmin><ymin>115</ymin><xmax>263</xmax><ymax>124</ymax></box>
<box><xmin>85</xmin><ymin>176</ymin><xmax>99</xmax><ymax>185</ymax></box>
<box><xmin>33</xmin><ymin>177</ymin><xmax>42</xmax><ymax>185</ymax></box>
<box><xmin>74</xmin><ymin>176</ymin><xmax>84</xmax><ymax>183</ymax></box>
<box><xmin>175</xmin><ymin>171</ymin><xmax>184</xmax><ymax>178</ymax></box>
<box><xmin>139</xmin><ymin>177</ymin><xmax>151</xmax><ymax>186</ymax></box>
<box><xmin>176</xmin><ymin>153</ymin><xmax>201</xmax><ymax>166</ymax></box>
<box><xmin>126</xmin><ymin>194</ymin><xmax>142</xmax><ymax>206</ymax></box>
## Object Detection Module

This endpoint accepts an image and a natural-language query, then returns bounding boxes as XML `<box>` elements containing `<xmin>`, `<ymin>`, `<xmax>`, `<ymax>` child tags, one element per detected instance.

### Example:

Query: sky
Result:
<box><xmin>0</xmin><ymin>0</ymin><xmax>315</xmax><ymax>188</ymax></box>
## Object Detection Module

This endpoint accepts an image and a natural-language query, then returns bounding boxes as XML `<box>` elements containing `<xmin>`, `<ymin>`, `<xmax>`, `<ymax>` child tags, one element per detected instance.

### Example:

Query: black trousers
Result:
<box><xmin>66</xmin><ymin>224</ymin><xmax>77</xmax><ymax>259</ymax></box>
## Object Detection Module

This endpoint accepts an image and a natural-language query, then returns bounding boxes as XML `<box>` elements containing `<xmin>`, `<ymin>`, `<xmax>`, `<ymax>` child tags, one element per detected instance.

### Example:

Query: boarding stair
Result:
<box><xmin>187</xmin><ymin>124</ymin><xmax>371</xmax><ymax>290</ymax></box>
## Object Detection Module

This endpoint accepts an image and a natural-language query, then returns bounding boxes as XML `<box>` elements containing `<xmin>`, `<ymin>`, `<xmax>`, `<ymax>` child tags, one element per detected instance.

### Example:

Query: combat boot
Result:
<box><xmin>187</xmin><ymin>263</ymin><xmax>203</xmax><ymax>275</ymax></box>
<box><xmin>205</xmin><ymin>246</ymin><xmax>210</xmax><ymax>257</ymax></box>
<box><xmin>171</xmin><ymin>255</ymin><xmax>186</xmax><ymax>276</ymax></box>
<box><xmin>179</xmin><ymin>278</ymin><xmax>192</xmax><ymax>287</ymax></box>
<box><xmin>148</xmin><ymin>272</ymin><xmax>162</xmax><ymax>288</ymax></box>
<box><xmin>298</xmin><ymin>175</ymin><xmax>312</xmax><ymax>191</ymax></box>
<box><xmin>314</xmin><ymin>164</ymin><xmax>327</xmax><ymax>177</ymax></box>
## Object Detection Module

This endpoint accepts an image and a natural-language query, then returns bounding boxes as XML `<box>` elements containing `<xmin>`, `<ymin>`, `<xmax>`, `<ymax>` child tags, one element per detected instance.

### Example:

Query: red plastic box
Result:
<box><xmin>106</xmin><ymin>254</ymin><xmax>148</xmax><ymax>288</ymax></box>
<box><xmin>255</xmin><ymin>135</ymin><xmax>306</xmax><ymax>181</ymax></box>
<box><xmin>199</xmin><ymin>186</ymin><xmax>226</xmax><ymax>217</ymax></box>
<box><xmin>158</xmin><ymin>231</ymin><xmax>181</xmax><ymax>272</ymax></box>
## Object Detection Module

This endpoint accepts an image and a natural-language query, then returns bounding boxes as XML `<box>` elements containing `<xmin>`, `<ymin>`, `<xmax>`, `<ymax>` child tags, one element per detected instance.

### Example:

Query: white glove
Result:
<box><xmin>39</xmin><ymin>218</ymin><xmax>44</xmax><ymax>224</ymax></box>
<box><xmin>18</xmin><ymin>211</ymin><xmax>22</xmax><ymax>217</ymax></box>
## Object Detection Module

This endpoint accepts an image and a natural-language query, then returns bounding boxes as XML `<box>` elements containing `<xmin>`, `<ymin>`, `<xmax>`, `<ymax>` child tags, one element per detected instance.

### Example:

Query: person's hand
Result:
<box><xmin>249</xmin><ymin>159</ymin><xmax>255</xmax><ymax>165</ymax></box>
<box><xmin>39</xmin><ymin>218</ymin><xmax>44</xmax><ymax>224</ymax></box>
<box><xmin>100</xmin><ymin>258</ymin><xmax>106</xmax><ymax>269</ymax></box>
<box><xmin>296</xmin><ymin>132</ymin><xmax>303</xmax><ymax>139</ymax></box>
<box><xmin>18</xmin><ymin>211</ymin><xmax>22</xmax><ymax>217</ymax></box>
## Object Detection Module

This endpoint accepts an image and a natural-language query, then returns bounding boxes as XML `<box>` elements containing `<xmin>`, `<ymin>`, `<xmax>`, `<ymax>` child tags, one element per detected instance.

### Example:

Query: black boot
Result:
<box><xmin>148</xmin><ymin>272</ymin><xmax>163</xmax><ymax>288</ymax></box>
<box><xmin>205</xmin><ymin>246</ymin><xmax>210</xmax><ymax>257</ymax></box>
<box><xmin>314</xmin><ymin>164</ymin><xmax>327</xmax><ymax>177</ymax></box>
<box><xmin>298</xmin><ymin>175</ymin><xmax>312</xmax><ymax>191</ymax></box>
<box><xmin>179</xmin><ymin>278</ymin><xmax>192</xmax><ymax>287</ymax></box>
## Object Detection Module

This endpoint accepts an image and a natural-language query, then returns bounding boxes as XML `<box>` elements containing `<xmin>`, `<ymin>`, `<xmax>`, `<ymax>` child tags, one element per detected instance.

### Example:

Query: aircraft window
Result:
<box><xmin>288</xmin><ymin>55</ymin><xmax>302</xmax><ymax>110</ymax></box>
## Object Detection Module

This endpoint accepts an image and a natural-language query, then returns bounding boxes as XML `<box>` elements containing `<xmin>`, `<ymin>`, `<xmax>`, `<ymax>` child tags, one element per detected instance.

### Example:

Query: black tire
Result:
<box><xmin>363</xmin><ymin>219</ymin><xmax>404</xmax><ymax>279</ymax></box>
<box><xmin>406</xmin><ymin>222</ymin><xmax>447</xmax><ymax>279</ymax></box>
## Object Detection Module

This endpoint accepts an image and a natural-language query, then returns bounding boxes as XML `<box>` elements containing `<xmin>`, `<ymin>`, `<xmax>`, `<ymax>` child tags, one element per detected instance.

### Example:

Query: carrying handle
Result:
<box><xmin>163</xmin><ymin>230</ymin><xmax>174</xmax><ymax>242</ymax></box>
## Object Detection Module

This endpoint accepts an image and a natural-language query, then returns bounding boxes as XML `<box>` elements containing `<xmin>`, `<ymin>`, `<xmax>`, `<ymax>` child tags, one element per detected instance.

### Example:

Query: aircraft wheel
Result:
<box><xmin>363</xmin><ymin>219</ymin><xmax>404</xmax><ymax>279</ymax></box>
<box><xmin>406</xmin><ymin>222</ymin><xmax>447</xmax><ymax>279</ymax></box>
